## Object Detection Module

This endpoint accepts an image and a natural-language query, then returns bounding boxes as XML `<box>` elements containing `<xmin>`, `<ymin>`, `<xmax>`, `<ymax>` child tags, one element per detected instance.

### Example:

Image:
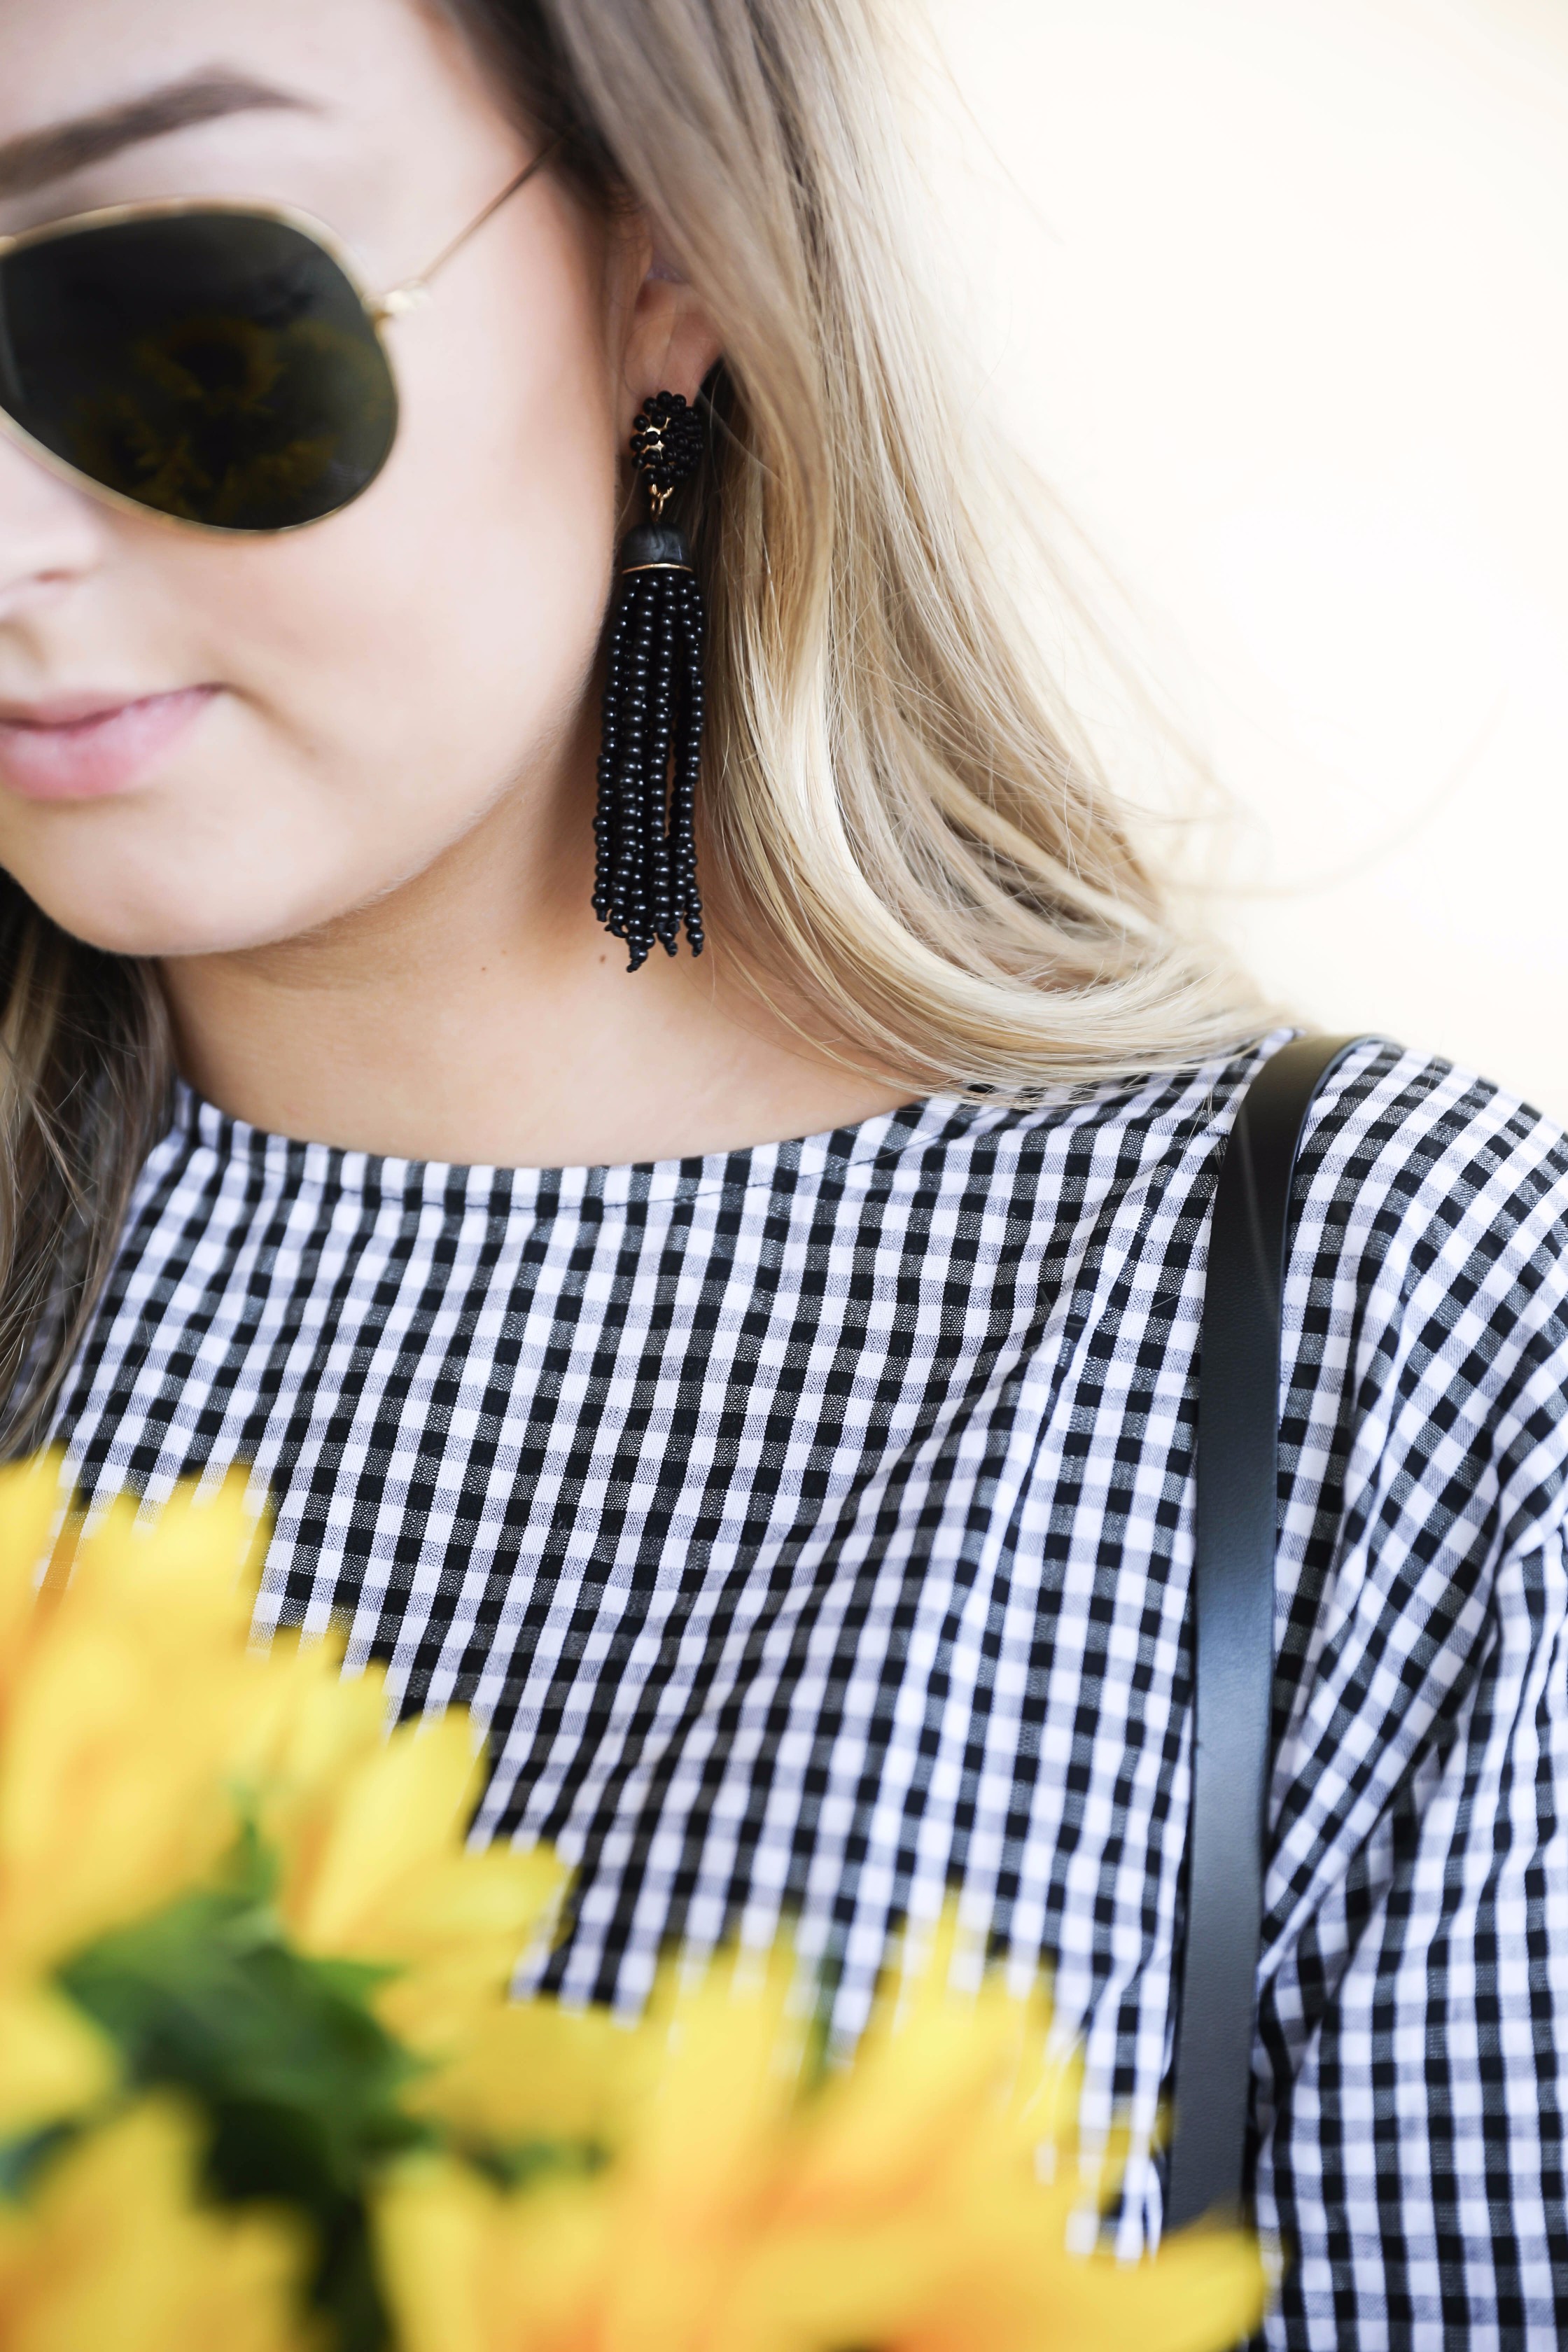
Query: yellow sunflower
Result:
<box><xmin>237</xmin><ymin>1629</ymin><xmax>566</xmax><ymax>2059</ymax></box>
<box><xmin>0</xmin><ymin>2101</ymin><xmax>311</xmax><ymax>2352</ymax></box>
<box><xmin>374</xmin><ymin>1922</ymin><xmax>1270</xmax><ymax>2352</ymax></box>
<box><xmin>0</xmin><ymin>1461</ymin><xmax>274</xmax><ymax>2132</ymax></box>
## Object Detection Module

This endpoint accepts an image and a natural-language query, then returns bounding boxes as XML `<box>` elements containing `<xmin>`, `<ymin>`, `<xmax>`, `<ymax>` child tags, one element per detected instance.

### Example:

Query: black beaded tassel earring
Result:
<box><xmin>592</xmin><ymin>391</ymin><xmax>707</xmax><ymax>971</ymax></box>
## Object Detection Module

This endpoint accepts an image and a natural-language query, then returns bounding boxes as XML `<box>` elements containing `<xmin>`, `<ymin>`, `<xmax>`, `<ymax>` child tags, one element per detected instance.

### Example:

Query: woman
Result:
<box><xmin>0</xmin><ymin>0</ymin><xmax>1561</xmax><ymax>2341</ymax></box>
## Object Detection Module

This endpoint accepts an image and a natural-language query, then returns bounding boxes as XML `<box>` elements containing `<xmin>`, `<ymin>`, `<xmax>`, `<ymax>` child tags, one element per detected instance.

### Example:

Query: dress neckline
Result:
<box><xmin>167</xmin><ymin>1077</ymin><xmax>965</xmax><ymax>1212</ymax></box>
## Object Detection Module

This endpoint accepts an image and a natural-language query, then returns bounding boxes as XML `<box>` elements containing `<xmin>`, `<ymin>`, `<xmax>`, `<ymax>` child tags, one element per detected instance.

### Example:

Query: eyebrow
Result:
<box><xmin>0</xmin><ymin>70</ymin><xmax>317</xmax><ymax>202</ymax></box>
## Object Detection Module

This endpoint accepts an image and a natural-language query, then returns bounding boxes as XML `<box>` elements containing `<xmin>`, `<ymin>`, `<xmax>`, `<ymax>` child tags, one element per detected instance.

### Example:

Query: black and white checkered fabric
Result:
<box><xmin>48</xmin><ymin>1030</ymin><xmax>1568</xmax><ymax>2346</ymax></box>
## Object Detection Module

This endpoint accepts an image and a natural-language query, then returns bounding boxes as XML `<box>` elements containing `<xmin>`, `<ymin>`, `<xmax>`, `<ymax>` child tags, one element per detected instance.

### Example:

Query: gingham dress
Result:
<box><xmin>48</xmin><ymin>1030</ymin><xmax>1568</xmax><ymax>2348</ymax></box>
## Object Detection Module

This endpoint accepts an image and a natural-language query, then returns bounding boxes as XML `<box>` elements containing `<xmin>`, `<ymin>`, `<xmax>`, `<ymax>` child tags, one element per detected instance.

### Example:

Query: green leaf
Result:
<box><xmin>59</xmin><ymin>1884</ymin><xmax>431</xmax><ymax>2352</ymax></box>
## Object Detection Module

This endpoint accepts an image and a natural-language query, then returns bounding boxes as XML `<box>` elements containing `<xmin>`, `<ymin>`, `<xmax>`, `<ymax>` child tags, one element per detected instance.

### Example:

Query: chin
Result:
<box><xmin>15</xmin><ymin>863</ymin><xmax>330</xmax><ymax>961</ymax></box>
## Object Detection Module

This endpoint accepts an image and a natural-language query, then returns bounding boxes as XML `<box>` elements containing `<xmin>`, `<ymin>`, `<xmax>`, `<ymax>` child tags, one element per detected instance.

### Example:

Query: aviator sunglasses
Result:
<box><xmin>0</xmin><ymin>141</ymin><xmax>559</xmax><ymax>535</ymax></box>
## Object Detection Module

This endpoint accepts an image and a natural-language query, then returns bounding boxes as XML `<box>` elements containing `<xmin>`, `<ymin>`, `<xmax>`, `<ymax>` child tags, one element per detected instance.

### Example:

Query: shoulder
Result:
<box><xmin>1294</xmin><ymin>1034</ymin><xmax>1568</xmax><ymax>1270</ymax></box>
<box><xmin>1278</xmin><ymin>1034</ymin><xmax>1568</xmax><ymax>1561</ymax></box>
<box><xmin>946</xmin><ymin>1030</ymin><xmax>1568</xmax><ymax>1533</ymax></box>
<box><xmin>912</xmin><ymin>1028</ymin><xmax>1568</xmax><ymax>1251</ymax></box>
<box><xmin>1289</xmin><ymin>1035</ymin><xmax>1568</xmax><ymax>1371</ymax></box>
<box><xmin>964</xmin><ymin>1026</ymin><xmax>1568</xmax><ymax>1274</ymax></box>
<box><xmin>887</xmin><ymin>1032</ymin><xmax>1568</xmax><ymax>1380</ymax></box>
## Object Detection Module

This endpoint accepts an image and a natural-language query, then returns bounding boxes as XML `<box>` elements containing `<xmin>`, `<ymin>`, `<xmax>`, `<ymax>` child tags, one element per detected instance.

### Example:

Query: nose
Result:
<box><xmin>0</xmin><ymin>426</ymin><xmax>109</xmax><ymax>620</ymax></box>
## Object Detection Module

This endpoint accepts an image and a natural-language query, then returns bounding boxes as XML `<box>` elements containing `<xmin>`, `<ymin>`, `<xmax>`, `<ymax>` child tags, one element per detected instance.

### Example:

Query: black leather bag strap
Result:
<box><xmin>1166</xmin><ymin>1032</ymin><xmax>1373</xmax><ymax>2229</ymax></box>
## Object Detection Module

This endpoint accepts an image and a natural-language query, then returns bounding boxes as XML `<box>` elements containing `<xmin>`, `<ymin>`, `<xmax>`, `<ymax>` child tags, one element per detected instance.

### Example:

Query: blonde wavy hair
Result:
<box><xmin>0</xmin><ymin>0</ymin><xmax>1261</xmax><ymax>1450</ymax></box>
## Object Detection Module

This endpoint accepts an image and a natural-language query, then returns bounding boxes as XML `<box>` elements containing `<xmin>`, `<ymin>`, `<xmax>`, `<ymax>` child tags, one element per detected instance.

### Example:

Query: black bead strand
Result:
<box><xmin>593</xmin><ymin>543</ymin><xmax>707</xmax><ymax>970</ymax></box>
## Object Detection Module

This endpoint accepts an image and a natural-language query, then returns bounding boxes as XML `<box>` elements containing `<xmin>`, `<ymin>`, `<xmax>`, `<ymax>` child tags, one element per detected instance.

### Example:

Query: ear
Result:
<box><xmin>617</xmin><ymin>227</ymin><xmax>723</xmax><ymax>435</ymax></box>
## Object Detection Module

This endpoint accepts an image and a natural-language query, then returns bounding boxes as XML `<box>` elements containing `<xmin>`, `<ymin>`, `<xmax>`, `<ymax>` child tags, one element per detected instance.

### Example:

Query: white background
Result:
<box><xmin>921</xmin><ymin>0</ymin><xmax>1568</xmax><ymax>1118</ymax></box>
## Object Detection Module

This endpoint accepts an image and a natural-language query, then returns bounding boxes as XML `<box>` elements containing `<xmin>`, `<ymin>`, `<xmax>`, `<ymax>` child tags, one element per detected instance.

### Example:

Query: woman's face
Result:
<box><xmin>0</xmin><ymin>0</ymin><xmax>687</xmax><ymax>956</ymax></box>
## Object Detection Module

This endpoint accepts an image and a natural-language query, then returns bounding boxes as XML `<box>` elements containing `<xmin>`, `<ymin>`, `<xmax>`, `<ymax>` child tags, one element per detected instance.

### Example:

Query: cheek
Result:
<box><xmin>279</xmin><ymin>271</ymin><xmax>623</xmax><ymax>785</ymax></box>
<box><xmin>1</xmin><ymin>230</ymin><xmax>622</xmax><ymax>958</ymax></box>
<box><xmin>232</xmin><ymin>269</ymin><xmax>621</xmax><ymax>860</ymax></box>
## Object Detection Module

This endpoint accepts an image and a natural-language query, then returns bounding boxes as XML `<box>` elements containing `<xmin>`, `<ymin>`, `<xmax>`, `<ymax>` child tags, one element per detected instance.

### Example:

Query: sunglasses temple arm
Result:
<box><xmin>0</xmin><ymin>291</ymin><xmax>22</xmax><ymax>415</ymax></box>
<box><xmin>372</xmin><ymin>136</ymin><xmax>564</xmax><ymax>321</ymax></box>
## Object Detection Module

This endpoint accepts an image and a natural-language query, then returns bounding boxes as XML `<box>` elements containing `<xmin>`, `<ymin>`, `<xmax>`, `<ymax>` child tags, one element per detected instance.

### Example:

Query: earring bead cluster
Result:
<box><xmin>628</xmin><ymin>391</ymin><xmax>704</xmax><ymax>500</ymax></box>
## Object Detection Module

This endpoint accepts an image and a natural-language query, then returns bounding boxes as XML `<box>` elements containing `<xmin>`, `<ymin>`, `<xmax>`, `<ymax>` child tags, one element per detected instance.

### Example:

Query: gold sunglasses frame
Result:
<box><xmin>0</xmin><ymin>138</ymin><xmax>560</xmax><ymax>537</ymax></box>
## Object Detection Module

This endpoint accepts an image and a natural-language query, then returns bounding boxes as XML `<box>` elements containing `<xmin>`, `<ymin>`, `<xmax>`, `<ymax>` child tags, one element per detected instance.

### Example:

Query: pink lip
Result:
<box><xmin>0</xmin><ymin>688</ymin><xmax>218</xmax><ymax>801</ymax></box>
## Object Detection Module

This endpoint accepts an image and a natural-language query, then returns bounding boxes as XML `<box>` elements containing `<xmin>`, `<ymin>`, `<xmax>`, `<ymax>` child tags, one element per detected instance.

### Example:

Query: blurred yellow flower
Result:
<box><xmin>374</xmin><ymin>1923</ymin><xmax>1271</xmax><ymax>2352</ymax></box>
<box><xmin>404</xmin><ymin>1991</ymin><xmax>640</xmax><ymax>2146</ymax></box>
<box><xmin>0</xmin><ymin>1455</ymin><xmax>562</xmax><ymax>2065</ymax></box>
<box><xmin>0</xmin><ymin>1457</ymin><xmax>265</xmax><ymax>1978</ymax></box>
<box><xmin>377</xmin><ymin>2160</ymin><xmax>605</xmax><ymax>2352</ymax></box>
<box><xmin>240</xmin><ymin>1632</ymin><xmax>566</xmax><ymax>2057</ymax></box>
<box><xmin>0</xmin><ymin>1466</ymin><xmax>1272</xmax><ymax>2352</ymax></box>
<box><xmin>0</xmin><ymin>1459</ymin><xmax>277</xmax><ymax>2136</ymax></box>
<box><xmin>0</xmin><ymin>2101</ymin><xmax>310</xmax><ymax>2352</ymax></box>
<box><xmin>0</xmin><ymin>1981</ymin><xmax>114</xmax><ymax>2140</ymax></box>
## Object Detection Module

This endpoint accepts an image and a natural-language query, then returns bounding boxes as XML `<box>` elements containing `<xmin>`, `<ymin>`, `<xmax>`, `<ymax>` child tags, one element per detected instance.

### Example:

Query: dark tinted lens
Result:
<box><xmin>0</xmin><ymin>211</ymin><xmax>398</xmax><ymax>530</ymax></box>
